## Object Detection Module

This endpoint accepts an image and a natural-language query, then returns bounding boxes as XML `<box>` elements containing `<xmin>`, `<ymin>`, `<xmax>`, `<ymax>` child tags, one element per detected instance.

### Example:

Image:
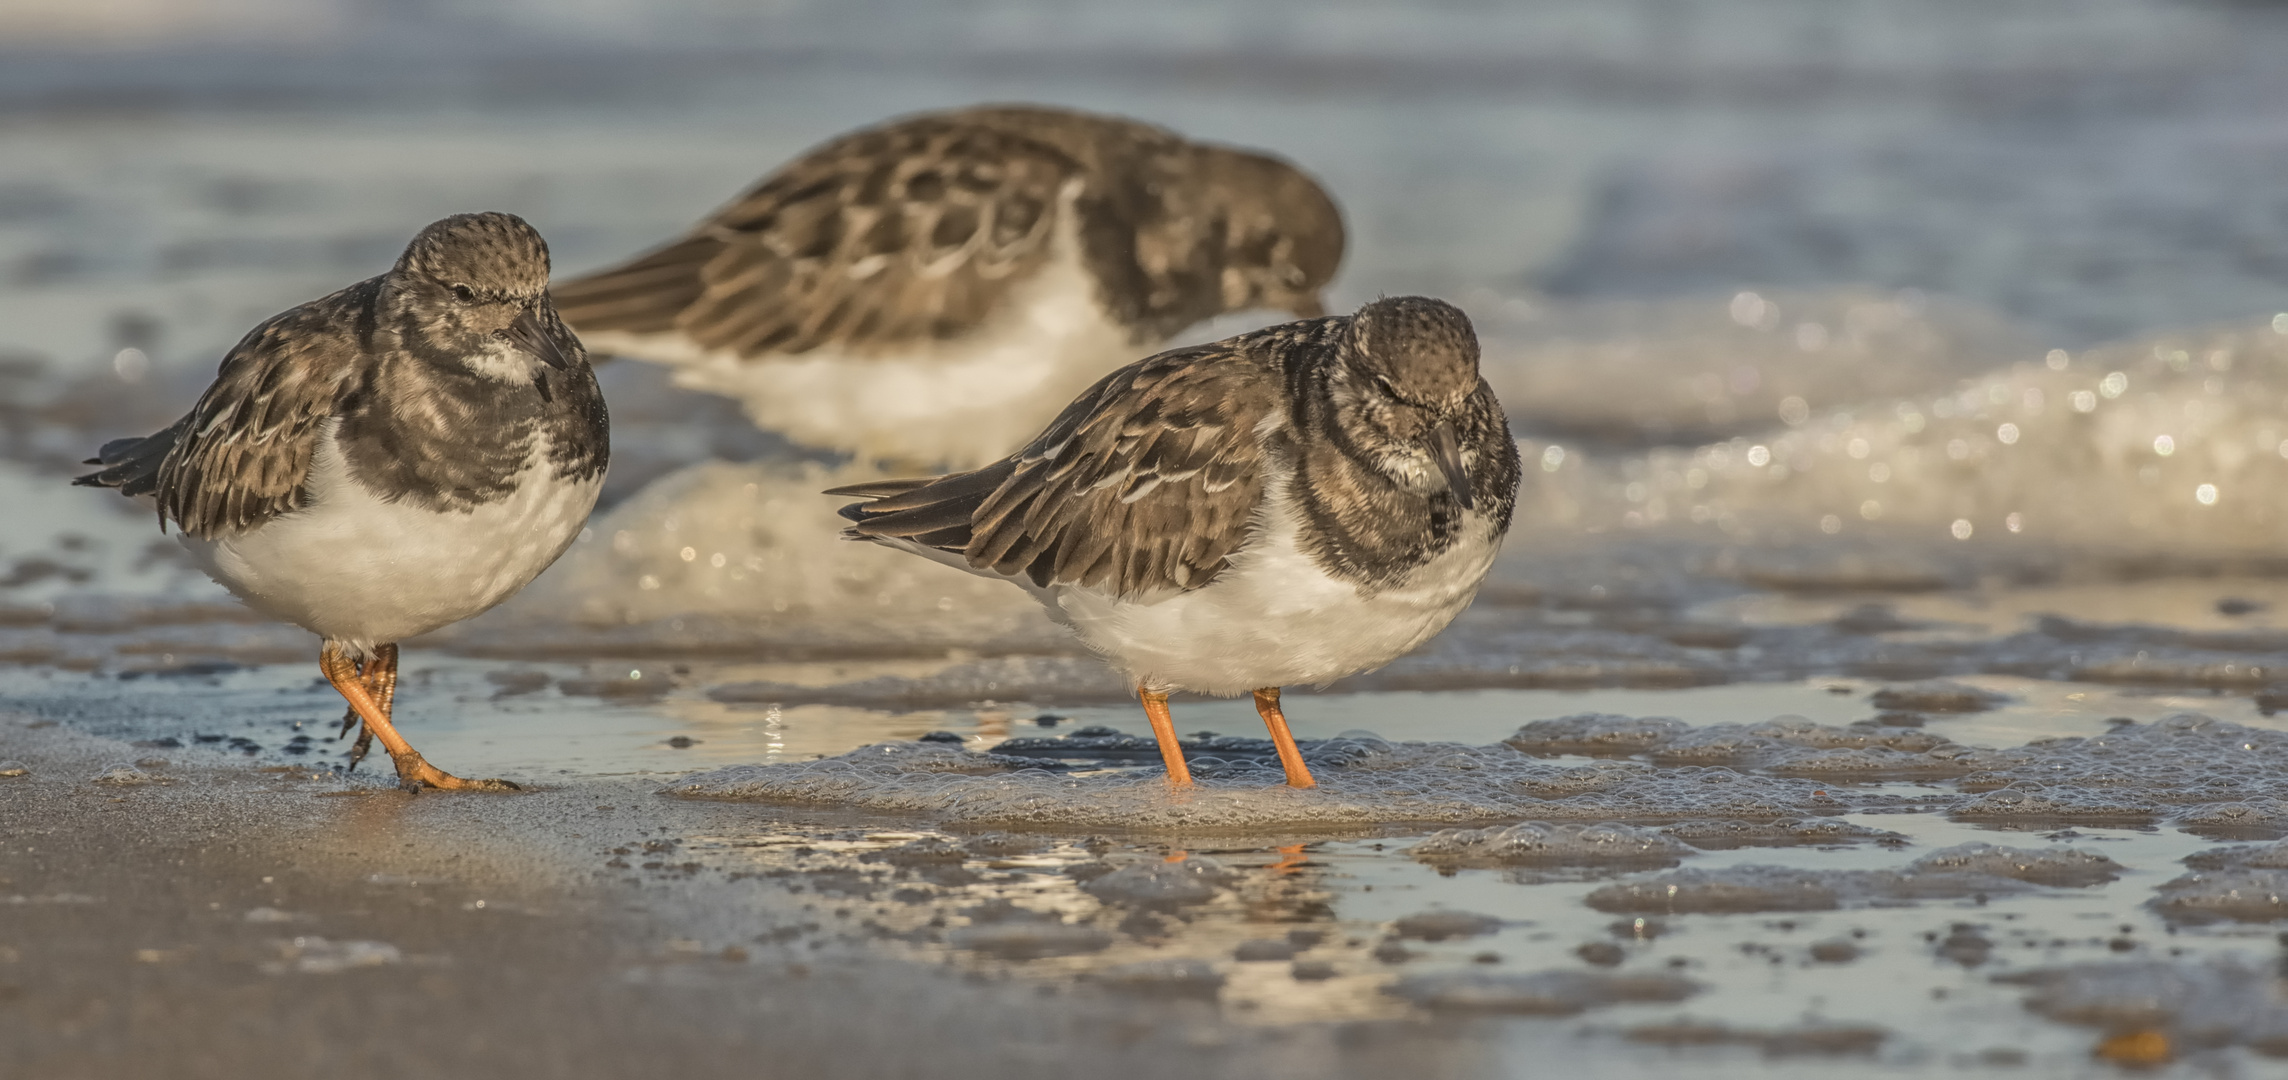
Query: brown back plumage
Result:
<box><xmin>831</xmin><ymin>340</ymin><xmax>1284</xmax><ymax>598</ymax></box>
<box><xmin>557</xmin><ymin>117</ymin><xmax>1080</xmax><ymax>356</ymax></box>
<box><xmin>76</xmin><ymin>280</ymin><xmax>374</xmax><ymax>537</ymax></box>
<box><xmin>555</xmin><ymin>104</ymin><xmax>1344</xmax><ymax>358</ymax></box>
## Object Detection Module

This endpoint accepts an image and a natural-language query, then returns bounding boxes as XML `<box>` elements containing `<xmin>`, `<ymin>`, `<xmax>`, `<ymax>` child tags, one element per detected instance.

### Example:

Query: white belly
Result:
<box><xmin>1036</xmin><ymin>491</ymin><xmax>1506</xmax><ymax>696</ymax></box>
<box><xmin>581</xmin><ymin>234</ymin><xmax>1136</xmax><ymax>469</ymax></box>
<box><xmin>183</xmin><ymin>423</ymin><xmax>603</xmax><ymax>652</ymax></box>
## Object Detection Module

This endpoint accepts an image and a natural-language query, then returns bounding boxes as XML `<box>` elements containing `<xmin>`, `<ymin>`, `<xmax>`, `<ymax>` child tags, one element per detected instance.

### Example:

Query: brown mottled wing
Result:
<box><xmin>80</xmin><ymin>281</ymin><xmax>371</xmax><ymax>538</ymax></box>
<box><xmin>836</xmin><ymin>344</ymin><xmax>1281</xmax><ymax>597</ymax></box>
<box><xmin>555</xmin><ymin>118</ymin><xmax>1082</xmax><ymax>357</ymax></box>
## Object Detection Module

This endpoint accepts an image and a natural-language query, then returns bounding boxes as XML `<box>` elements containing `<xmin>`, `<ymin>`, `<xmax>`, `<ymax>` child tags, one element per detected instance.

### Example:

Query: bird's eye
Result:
<box><xmin>1372</xmin><ymin>373</ymin><xmax>1401</xmax><ymax>398</ymax></box>
<box><xmin>451</xmin><ymin>284</ymin><xmax>476</xmax><ymax>303</ymax></box>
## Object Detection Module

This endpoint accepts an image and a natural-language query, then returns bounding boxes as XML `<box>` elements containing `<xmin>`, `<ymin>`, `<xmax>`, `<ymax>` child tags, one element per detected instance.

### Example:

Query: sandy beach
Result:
<box><xmin>2</xmin><ymin>717</ymin><xmax>1497</xmax><ymax>1080</ymax></box>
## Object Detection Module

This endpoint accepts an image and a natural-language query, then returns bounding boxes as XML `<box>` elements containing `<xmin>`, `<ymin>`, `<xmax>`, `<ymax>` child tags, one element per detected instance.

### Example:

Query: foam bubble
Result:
<box><xmin>1907</xmin><ymin>842</ymin><xmax>2123</xmax><ymax>887</ymax></box>
<box><xmin>1510</xmin><ymin>317</ymin><xmax>2288</xmax><ymax>560</ymax></box>
<box><xmin>1411</xmin><ymin>823</ymin><xmax>1694</xmax><ymax>868</ymax></box>
<box><xmin>1622</xmin><ymin>1020</ymin><xmax>1888</xmax><ymax>1057</ymax></box>
<box><xmin>1498</xmin><ymin>714</ymin><xmax>1688</xmax><ymax>756</ymax></box>
<box><xmin>1506</xmin><ymin>714</ymin><xmax>2000</xmax><ymax>777</ymax></box>
<box><xmin>2149</xmin><ymin>870</ymin><xmax>2288</xmax><ymax>924</ymax></box>
<box><xmin>1387</xmin><ymin>970</ymin><xmax>1701</xmax><ymax>1015</ymax></box>
<box><xmin>946</xmin><ymin>923</ymin><xmax>1113</xmax><ymax>961</ymax></box>
<box><xmin>261</xmin><ymin>936</ymin><xmax>402</xmax><ymax>975</ymax></box>
<box><xmin>452</xmin><ymin>459</ymin><xmax>1056</xmax><ymax>657</ymax></box>
<box><xmin>1954</xmin><ymin>713</ymin><xmax>2288</xmax><ymax>823</ymax></box>
<box><xmin>1079</xmin><ymin>857</ymin><xmax>1235</xmax><ymax>909</ymax></box>
<box><xmin>669</xmin><ymin>735</ymin><xmax>1854</xmax><ymax>830</ymax></box>
<box><xmin>710</xmin><ymin>656</ymin><xmax>1127</xmax><ymax>709</ymax></box>
<box><xmin>1388</xmin><ymin>911</ymin><xmax>1506</xmax><ymax>941</ymax></box>
<box><xmin>1585</xmin><ymin>866</ymin><xmax>1844</xmax><ymax>914</ymax></box>
<box><xmin>1865</xmin><ymin>681</ymin><xmax>2009</xmax><ymax>713</ymax></box>
<box><xmin>90</xmin><ymin>762</ymin><xmax>154</xmax><ymax>785</ymax></box>
<box><xmin>674</xmin><ymin>712</ymin><xmax>2288</xmax><ymax>839</ymax></box>
<box><xmin>859</xmin><ymin>837</ymin><xmax>970</xmax><ymax>865</ymax></box>
<box><xmin>1999</xmin><ymin>959</ymin><xmax>2288</xmax><ymax>1056</ymax></box>
<box><xmin>1089</xmin><ymin>958</ymin><xmax>1224</xmax><ymax>999</ymax></box>
<box><xmin>2184</xmin><ymin>839</ymin><xmax>2288</xmax><ymax>871</ymax></box>
<box><xmin>1584</xmin><ymin>844</ymin><xmax>2119</xmax><ymax>914</ymax></box>
<box><xmin>1655</xmin><ymin>818</ymin><xmax>1908</xmax><ymax>850</ymax></box>
<box><xmin>1477</xmin><ymin>289</ymin><xmax>2031</xmax><ymax>448</ymax></box>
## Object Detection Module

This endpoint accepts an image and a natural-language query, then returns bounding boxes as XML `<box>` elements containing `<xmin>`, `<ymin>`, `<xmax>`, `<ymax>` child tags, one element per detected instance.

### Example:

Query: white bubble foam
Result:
<box><xmin>1584</xmin><ymin>844</ymin><xmax>2120</xmax><ymax>914</ymax></box>
<box><xmin>2149</xmin><ymin>869</ymin><xmax>2288</xmax><ymax>924</ymax></box>
<box><xmin>1514</xmin><ymin>316</ymin><xmax>2288</xmax><ymax>560</ymax></box>
<box><xmin>1411</xmin><ymin>823</ymin><xmax>1694</xmax><ymax>868</ymax></box>
<box><xmin>2000</xmin><ymin>959</ymin><xmax>2288</xmax><ymax>1055</ymax></box>
<box><xmin>1079</xmin><ymin>857</ymin><xmax>1235</xmax><ymax>908</ymax></box>
<box><xmin>669</xmin><ymin>737</ymin><xmax>1854</xmax><ymax>831</ymax></box>
<box><xmin>674</xmin><ymin>710</ymin><xmax>2288</xmax><ymax>836</ymax></box>
<box><xmin>1387</xmin><ymin>969</ymin><xmax>1701</xmax><ymax>1015</ymax></box>
<box><xmin>946</xmin><ymin>923</ymin><xmax>1113</xmax><ymax>961</ymax></box>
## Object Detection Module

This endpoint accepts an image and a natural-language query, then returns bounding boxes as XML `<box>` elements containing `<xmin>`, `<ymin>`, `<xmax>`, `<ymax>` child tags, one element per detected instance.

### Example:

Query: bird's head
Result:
<box><xmin>1198</xmin><ymin>148</ymin><xmax>1345</xmax><ymax>321</ymax></box>
<box><xmin>1333</xmin><ymin>296</ymin><xmax>1485</xmax><ymax>509</ymax></box>
<box><xmin>387</xmin><ymin>212</ymin><xmax>584</xmax><ymax>391</ymax></box>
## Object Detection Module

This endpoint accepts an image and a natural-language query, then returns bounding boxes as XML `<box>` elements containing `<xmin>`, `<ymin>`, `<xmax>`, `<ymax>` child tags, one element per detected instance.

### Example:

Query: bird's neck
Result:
<box><xmin>1281</xmin><ymin>356</ymin><xmax>1470</xmax><ymax>590</ymax></box>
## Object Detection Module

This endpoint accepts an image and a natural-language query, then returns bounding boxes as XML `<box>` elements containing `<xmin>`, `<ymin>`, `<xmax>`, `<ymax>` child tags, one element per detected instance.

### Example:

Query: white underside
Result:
<box><xmin>182</xmin><ymin>421</ymin><xmax>603</xmax><ymax>653</ymax></box>
<box><xmin>887</xmin><ymin>472</ymin><xmax>1506</xmax><ymax>696</ymax></box>
<box><xmin>581</xmin><ymin>218</ymin><xmax>1136</xmax><ymax>469</ymax></box>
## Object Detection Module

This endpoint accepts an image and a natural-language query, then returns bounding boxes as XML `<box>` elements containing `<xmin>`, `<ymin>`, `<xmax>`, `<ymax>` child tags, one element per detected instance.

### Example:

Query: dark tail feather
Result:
<box><xmin>827</xmin><ymin>477</ymin><xmax>939</xmax><ymax>532</ymax></box>
<box><xmin>74</xmin><ymin>423</ymin><xmax>179</xmax><ymax>497</ymax></box>
<box><xmin>823</xmin><ymin>477</ymin><xmax>936</xmax><ymax>500</ymax></box>
<box><xmin>826</xmin><ymin>466</ymin><xmax>1012</xmax><ymax>553</ymax></box>
<box><xmin>854</xmin><ymin>498</ymin><xmax>980</xmax><ymax>539</ymax></box>
<box><xmin>553</xmin><ymin>237</ymin><xmax>719</xmax><ymax>338</ymax></box>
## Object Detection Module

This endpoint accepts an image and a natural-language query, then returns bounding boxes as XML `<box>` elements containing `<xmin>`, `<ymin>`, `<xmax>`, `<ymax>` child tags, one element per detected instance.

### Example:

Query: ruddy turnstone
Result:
<box><xmin>829</xmin><ymin>296</ymin><xmax>1519</xmax><ymax>788</ymax></box>
<box><xmin>76</xmin><ymin>212</ymin><xmax>608</xmax><ymax>792</ymax></box>
<box><xmin>554</xmin><ymin>104</ymin><xmax>1345</xmax><ymax>467</ymax></box>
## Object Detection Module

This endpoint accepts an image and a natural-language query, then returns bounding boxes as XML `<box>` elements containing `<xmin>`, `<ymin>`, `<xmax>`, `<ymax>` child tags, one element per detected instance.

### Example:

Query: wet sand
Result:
<box><xmin>0</xmin><ymin>719</ymin><xmax>1484</xmax><ymax>1080</ymax></box>
<box><xmin>15</xmin><ymin>659</ymin><xmax>2288</xmax><ymax>1077</ymax></box>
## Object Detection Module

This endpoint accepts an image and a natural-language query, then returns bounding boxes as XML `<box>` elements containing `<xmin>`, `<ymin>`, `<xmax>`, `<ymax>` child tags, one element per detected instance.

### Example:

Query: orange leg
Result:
<box><xmin>338</xmin><ymin>643</ymin><xmax>398</xmax><ymax>772</ymax></box>
<box><xmin>367</xmin><ymin>643</ymin><xmax>399</xmax><ymax>717</ymax></box>
<box><xmin>320</xmin><ymin>641</ymin><xmax>517</xmax><ymax>793</ymax></box>
<box><xmin>1252</xmin><ymin>687</ymin><xmax>1316</xmax><ymax>788</ymax></box>
<box><xmin>1138</xmin><ymin>688</ymin><xmax>1193</xmax><ymax>787</ymax></box>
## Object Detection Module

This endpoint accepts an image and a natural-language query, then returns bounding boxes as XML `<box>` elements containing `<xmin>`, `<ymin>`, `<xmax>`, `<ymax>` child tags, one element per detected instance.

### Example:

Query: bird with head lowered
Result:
<box><xmin>556</xmin><ymin>104</ymin><xmax>1344</xmax><ymax>469</ymax></box>
<box><xmin>830</xmin><ymin>296</ymin><xmax>1518</xmax><ymax>788</ymax></box>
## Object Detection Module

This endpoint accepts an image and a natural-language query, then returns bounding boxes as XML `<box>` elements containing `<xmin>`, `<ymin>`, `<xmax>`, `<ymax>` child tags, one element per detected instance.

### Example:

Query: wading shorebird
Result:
<box><xmin>77</xmin><ymin>212</ymin><xmax>608</xmax><ymax>792</ymax></box>
<box><xmin>553</xmin><ymin>104</ymin><xmax>1344</xmax><ymax>468</ymax></box>
<box><xmin>828</xmin><ymin>296</ymin><xmax>1519</xmax><ymax>788</ymax></box>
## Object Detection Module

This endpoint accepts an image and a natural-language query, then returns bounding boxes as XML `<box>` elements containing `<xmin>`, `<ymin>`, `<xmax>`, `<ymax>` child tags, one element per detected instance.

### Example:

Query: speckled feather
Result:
<box><xmin>554</xmin><ymin>105</ymin><xmax>1345</xmax><ymax>357</ymax></box>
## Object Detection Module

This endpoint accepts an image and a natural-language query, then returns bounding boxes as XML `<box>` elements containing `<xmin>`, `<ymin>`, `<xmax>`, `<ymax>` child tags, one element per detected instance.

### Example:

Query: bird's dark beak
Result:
<box><xmin>508</xmin><ymin>308</ymin><xmax>572</xmax><ymax>370</ymax></box>
<box><xmin>1287</xmin><ymin>292</ymin><xmax>1327</xmax><ymax>319</ymax></box>
<box><xmin>1428</xmin><ymin>421</ymin><xmax>1474</xmax><ymax>511</ymax></box>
